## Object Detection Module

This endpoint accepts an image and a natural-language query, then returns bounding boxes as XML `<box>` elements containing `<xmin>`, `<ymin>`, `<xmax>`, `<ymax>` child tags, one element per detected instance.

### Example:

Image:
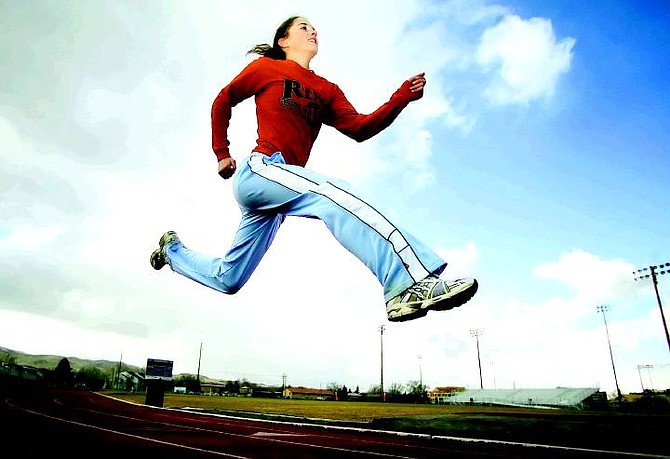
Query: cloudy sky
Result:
<box><xmin>2</xmin><ymin>0</ymin><xmax>669</xmax><ymax>397</ymax></box>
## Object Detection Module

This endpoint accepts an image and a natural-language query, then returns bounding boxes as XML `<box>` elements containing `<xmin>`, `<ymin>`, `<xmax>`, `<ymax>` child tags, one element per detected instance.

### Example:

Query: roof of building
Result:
<box><xmin>286</xmin><ymin>387</ymin><xmax>335</xmax><ymax>396</ymax></box>
<box><xmin>429</xmin><ymin>386</ymin><xmax>466</xmax><ymax>394</ymax></box>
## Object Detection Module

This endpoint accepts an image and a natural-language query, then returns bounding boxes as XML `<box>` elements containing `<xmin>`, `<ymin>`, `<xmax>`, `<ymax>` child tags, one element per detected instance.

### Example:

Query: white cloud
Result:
<box><xmin>477</xmin><ymin>15</ymin><xmax>575</xmax><ymax>105</ymax></box>
<box><xmin>533</xmin><ymin>250</ymin><xmax>639</xmax><ymax>304</ymax></box>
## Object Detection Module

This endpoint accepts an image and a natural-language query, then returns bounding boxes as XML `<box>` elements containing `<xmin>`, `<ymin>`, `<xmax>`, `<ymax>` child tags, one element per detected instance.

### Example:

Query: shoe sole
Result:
<box><xmin>387</xmin><ymin>279</ymin><xmax>479</xmax><ymax>323</ymax></box>
<box><xmin>427</xmin><ymin>279</ymin><xmax>478</xmax><ymax>312</ymax></box>
<box><xmin>150</xmin><ymin>231</ymin><xmax>179</xmax><ymax>271</ymax></box>
<box><xmin>150</xmin><ymin>249</ymin><xmax>166</xmax><ymax>270</ymax></box>
<box><xmin>387</xmin><ymin>308</ymin><xmax>428</xmax><ymax>323</ymax></box>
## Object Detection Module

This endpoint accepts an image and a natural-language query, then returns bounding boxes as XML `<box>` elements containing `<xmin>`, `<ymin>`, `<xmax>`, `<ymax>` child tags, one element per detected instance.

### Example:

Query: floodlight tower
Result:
<box><xmin>379</xmin><ymin>325</ymin><xmax>385</xmax><ymax>402</ymax></box>
<box><xmin>633</xmin><ymin>262</ymin><xmax>670</xmax><ymax>354</ymax></box>
<box><xmin>470</xmin><ymin>328</ymin><xmax>484</xmax><ymax>389</ymax></box>
<box><xmin>597</xmin><ymin>304</ymin><xmax>622</xmax><ymax>402</ymax></box>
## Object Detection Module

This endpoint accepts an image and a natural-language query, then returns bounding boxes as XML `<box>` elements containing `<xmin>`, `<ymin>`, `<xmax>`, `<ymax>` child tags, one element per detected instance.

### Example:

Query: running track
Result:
<box><xmin>2</xmin><ymin>389</ymin><xmax>666</xmax><ymax>458</ymax></box>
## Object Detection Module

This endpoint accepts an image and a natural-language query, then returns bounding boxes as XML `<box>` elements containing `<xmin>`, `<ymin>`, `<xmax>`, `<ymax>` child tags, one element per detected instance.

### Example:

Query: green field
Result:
<box><xmin>112</xmin><ymin>392</ymin><xmax>557</xmax><ymax>421</ymax></box>
<box><xmin>109</xmin><ymin>392</ymin><xmax>669</xmax><ymax>455</ymax></box>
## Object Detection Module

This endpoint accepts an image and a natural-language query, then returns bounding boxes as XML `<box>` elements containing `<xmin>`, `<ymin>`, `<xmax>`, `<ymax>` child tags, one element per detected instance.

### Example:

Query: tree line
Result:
<box><xmin>1</xmin><ymin>352</ymin><xmax>431</xmax><ymax>403</ymax></box>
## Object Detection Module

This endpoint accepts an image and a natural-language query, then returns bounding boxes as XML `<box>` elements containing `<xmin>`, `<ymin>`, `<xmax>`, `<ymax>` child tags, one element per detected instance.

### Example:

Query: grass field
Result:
<box><xmin>109</xmin><ymin>392</ymin><xmax>669</xmax><ymax>455</ymax></box>
<box><xmin>111</xmin><ymin>392</ymin><xmax>558</xmax><ymax>422</ymax></box>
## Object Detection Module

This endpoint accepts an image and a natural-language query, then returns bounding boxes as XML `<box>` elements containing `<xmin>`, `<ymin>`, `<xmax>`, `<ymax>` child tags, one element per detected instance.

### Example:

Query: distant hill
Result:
<box><xmin>0</xmin><ymin>345</ymin><xmax>143</xmax><ymax>374</ymax></box>
<box><xmin>0</xmin><ymin>346</ymin><xmax>224</xmax><ymax>384</ymax></box>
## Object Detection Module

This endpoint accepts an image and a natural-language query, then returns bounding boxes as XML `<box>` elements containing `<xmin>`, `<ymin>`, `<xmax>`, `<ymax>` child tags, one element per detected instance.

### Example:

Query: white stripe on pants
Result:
<box><xmin>165</xmin><ymin>152</ymin><xmax>446</xmax><ymax>301</ymax></box>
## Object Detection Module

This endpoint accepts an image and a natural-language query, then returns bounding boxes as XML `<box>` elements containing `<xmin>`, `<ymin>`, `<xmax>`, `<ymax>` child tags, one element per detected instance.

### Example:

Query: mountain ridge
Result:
<box><xmin>0</xmin><ymin>345</ymin><xmax>224</xmax><ymax>383</ymax></box>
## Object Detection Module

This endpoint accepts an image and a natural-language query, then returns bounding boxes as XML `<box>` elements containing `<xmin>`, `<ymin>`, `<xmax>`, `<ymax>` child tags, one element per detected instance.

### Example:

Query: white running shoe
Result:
<box><xmin>386</xmin><ymin>276</ymin><xmax>478</xmax><ymax>322</ymax></box>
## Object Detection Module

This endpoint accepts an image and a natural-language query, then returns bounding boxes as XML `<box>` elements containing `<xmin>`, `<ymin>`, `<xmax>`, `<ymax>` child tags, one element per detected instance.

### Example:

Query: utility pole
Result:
<box><xmin>379</xmin><ymin>325</ymin><xmax>385</xmax><ymax>402</ymax></box>
<box><xmin>637</xmin><ymin>364</ymin><xmax>654</xmax><ymax>392</ymax></box>
<box><xmin>491</xmin><ymin>361</ymin><xmax>497</xmax><ymax>389</ymax></box>
<box><xmin>417</xmin><ymin>355</ymin><xmax>424</xmax><ymax>401</ymax></box>
<box><xmin>115</xmin><ymin>352</ymin><xmax>122</xmax><ymax>389</ymax></box>
<box><xmin>282</xmin><ymin>373</ymin><xmax>287</xmax><ymax>396</ymax></box>
<box><xmin>196</xmin><ymin>342</ymin><xmax>202</xmax><ymax>383</ymax></box>
<box><xmin>634</xmin><ymin>262</ymin><xmax>670</xmax><ymax>354</ymax></box>
<box><xmin>417</xmin><ymin>355</ymin><xmax>423</xmax><ymax>390</ymax></box>
<box><xmin>470</xmin><ymin>329</ymin><xmax>484</xmax><ymax>389</ymax></box>
<box><xmin>597</xmin><ymin>304</ymin><xmax>622</xmax><ymax>402</ymax></box>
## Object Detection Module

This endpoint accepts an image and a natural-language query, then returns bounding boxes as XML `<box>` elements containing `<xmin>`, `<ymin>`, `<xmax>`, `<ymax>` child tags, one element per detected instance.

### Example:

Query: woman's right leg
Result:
<box><xmin>162</xmin><ymin>211</ymin><xmax>283</xmax><ymax>294</ymax></box>
<box><xmin>155</xmin><ymin>153</ymin><xmax>290</xmax><ymax>294</ymax></box>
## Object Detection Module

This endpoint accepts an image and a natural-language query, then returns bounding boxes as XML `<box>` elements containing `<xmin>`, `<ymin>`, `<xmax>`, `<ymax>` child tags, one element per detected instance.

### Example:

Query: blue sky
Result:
<box><xmin>1</xmin><ymin>0</ymin><xmax>669</xmax><ymax>397</ymax></box>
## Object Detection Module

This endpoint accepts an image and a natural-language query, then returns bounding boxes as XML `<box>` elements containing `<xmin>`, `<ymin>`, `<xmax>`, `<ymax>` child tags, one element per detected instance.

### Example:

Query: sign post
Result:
<box><xmin>144</xmin><ymin>358</ymin><xmax>173</xmax><ymax>407</ymax></box>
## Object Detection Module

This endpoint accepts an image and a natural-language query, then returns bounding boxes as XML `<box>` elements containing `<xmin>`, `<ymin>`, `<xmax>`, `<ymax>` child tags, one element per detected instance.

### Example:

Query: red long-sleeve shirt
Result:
<box><xmin>211</xmin><ymin>56</ymin><xmax>419</xmax><ymax>167</ymax></box>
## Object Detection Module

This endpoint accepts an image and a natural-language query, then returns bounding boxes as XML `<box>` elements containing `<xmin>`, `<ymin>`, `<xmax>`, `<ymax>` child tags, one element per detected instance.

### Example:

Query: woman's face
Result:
<box><xmin>280</xmin><ymin>17</ymin><xmax>318</xmax><ymax>57</ymax></box>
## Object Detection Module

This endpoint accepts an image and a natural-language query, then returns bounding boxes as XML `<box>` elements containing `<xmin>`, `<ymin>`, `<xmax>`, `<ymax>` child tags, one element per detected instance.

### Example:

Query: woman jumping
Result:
<box><xmin>150</xmin><ymin>16</ymin><xmax>478</xmax><ymax>322</ymax></box>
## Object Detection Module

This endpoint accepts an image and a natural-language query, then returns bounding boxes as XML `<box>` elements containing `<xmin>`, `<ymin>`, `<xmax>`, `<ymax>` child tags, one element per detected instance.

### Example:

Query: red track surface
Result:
<box><xmin>2</xmin><ymin>389</ymin><xmax>663</xmax><ymax>458</ymax></box>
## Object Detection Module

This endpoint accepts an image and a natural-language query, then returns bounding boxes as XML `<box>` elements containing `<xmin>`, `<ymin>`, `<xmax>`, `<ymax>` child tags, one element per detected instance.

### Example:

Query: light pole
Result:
<box><xmin>470</xmin><ymin>328</ymin><xmax>484</xmax><ymax>389</ymax></box>
<box><xmin>597</xmin><ymin>304</ymin><xmax>622</xmax><ymax>402</ymax></box>
<box><xmin>417</xmin><ymin>355</ymin><xmax>423</xmax><ymax>390</ymax></box>
<box><xmin>490</xmin><ymin>360</ymin><xmax>497</xmax><ymax>389</ymax></box>
<box><xmin>115</xmin><ymin>352</ymin><xmax>122</xmax><ymax>390</ymax></box>
<box><xmin>634</xmin><ymin>262</ymin><xmax>670</xmax><ymax>354</ymax></box>
<box><xmin>637</xmin><ymin>364</ymin><xmax>654</xmax><ymax>392</ymax></box>
<box><xmin>196</xmin><ymin>342</ymin><xmax>202</xmax><ymax>385</ymax></box>
<box><xmin>379</xmin><ymin>325</ymin><xmax>385</xmax><ymax>402</ymax></box>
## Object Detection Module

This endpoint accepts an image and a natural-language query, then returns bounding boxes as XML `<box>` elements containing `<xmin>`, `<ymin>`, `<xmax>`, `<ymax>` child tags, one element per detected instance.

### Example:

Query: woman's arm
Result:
<box><xmin>211</xmin><ymin>58</ymin><xmax>267</xmax><ymax>162</ymax></box>
<box><xmin>326</xmin><ymin>73</ymin><xmax>426</xmax><ymax>142</ymax></box>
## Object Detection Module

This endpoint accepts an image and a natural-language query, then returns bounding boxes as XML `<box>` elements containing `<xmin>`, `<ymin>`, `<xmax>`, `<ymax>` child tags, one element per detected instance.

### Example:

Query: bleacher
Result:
<box><xmin>438</xmin><ymin>387</ymin><xmax>604</xmax><ymax>409</ymax></box>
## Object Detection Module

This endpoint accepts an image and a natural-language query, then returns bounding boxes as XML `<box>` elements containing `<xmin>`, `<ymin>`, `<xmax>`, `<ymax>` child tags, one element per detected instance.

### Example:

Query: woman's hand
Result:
<box><xmin>218</xmin><ymin>157</ymin><xmax>237</xmax><ymax>179</ymax></box>
<box><xmin>408</xmin><ymin>72</ymin><xmax>426</xmax><ymax>100</ymax></box>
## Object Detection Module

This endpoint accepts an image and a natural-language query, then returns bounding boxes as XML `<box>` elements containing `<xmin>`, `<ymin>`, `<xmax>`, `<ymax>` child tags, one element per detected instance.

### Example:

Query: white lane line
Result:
<box><xmin>5</xmin><ymin>399</ymin><xmax>249</xmax><ymax>458</ymax></box>
<box><xmin>14</xmin><ymin>398</ymin><xmax>418</xmax><ymax>458</ymax></box>
<box><xmin>104</xmin><ymin>395</ymin><xmax>670</xmax><ymax>459</ymax></box>
<box><xmin>250</xmin><ymin>432</ymin><xmax>310</xmax><ymax>437</ymax></box>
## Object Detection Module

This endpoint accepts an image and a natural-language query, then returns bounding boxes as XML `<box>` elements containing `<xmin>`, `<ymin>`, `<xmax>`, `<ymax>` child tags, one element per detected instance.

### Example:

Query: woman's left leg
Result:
<box><xmin>244</xmin><ymin>152</ymin><xmax>447</xmax><ymax>301</ymax></box>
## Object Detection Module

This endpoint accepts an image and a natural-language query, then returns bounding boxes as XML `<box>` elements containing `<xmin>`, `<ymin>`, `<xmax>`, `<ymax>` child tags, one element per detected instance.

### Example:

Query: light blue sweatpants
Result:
<box><xmin>164</xmin><ymin>152</ymin><xmax>447</xmax><ymax>301</ymax></box>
